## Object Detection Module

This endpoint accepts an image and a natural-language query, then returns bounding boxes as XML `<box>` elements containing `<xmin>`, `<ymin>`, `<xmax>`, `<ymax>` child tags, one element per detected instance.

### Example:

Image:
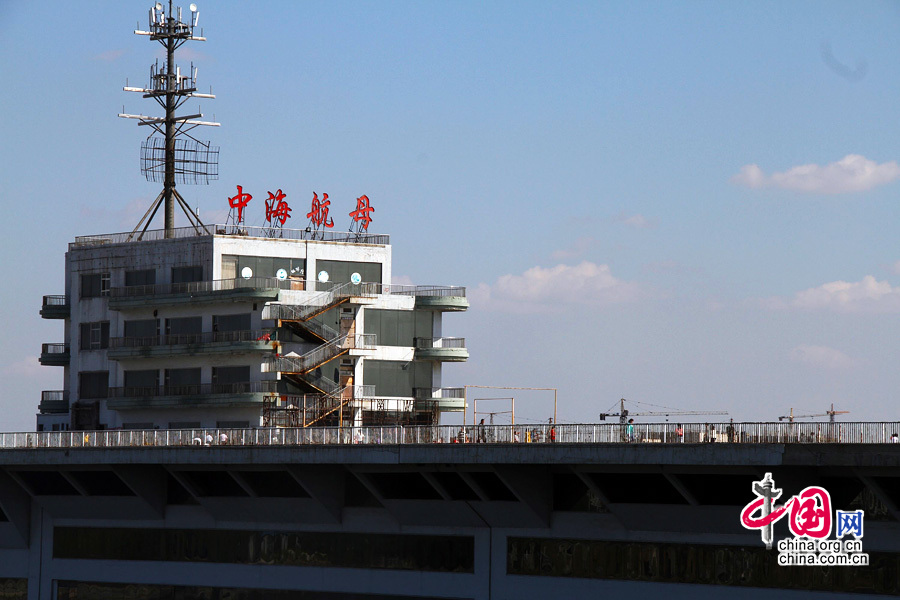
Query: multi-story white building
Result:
<box><xmin>38</xmin><ymin>224</ymin><xmax>468</xmax><ymax>432</ymax></box>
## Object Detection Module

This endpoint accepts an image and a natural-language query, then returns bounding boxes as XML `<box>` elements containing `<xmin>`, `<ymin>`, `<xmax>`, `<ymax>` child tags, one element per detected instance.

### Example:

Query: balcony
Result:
<box><xmin>413</xmin><ymin>387</ymin><xmax>466</xmax><ymax>412</ymax></box>
<box><xmin>411</xmin><ymin>286</ymin><xmax>468</xmax><ymax>311</ymax></box>
<box><xmin>40</xmin><ymin>295</ymin><xmax>70</xmax><ymax>319</ymax></box>
<box><xmin>39</xmin><ymin>343</ymin><xmax>70</xmax><ymax>366</ymax></box>
<box><xmin>108</xmin><ymin>330</ymin><xmax>276</xmax><ymax>360</ymax></box>
<box><xmin>39</xmin><ymin>391</ymin><xmax>69</xmax><ymax>414</ymax></box>
<box><xmin>107</xmin><ymin>380</ymin><xmax>278</xmax><ymax>410</ymax></box>
<box><xmin>108</xmin><ymin>277</ymin><xmax>287</xmax><ymax>310</ymax></box>
<box><xmin>414</xmin><ymin>338</ymin><xmax>468</xmax><ymax>362</ymax></box>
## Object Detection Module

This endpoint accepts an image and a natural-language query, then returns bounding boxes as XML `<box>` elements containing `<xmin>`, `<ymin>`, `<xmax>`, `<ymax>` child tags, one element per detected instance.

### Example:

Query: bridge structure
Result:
<box><xmin>1</xmin><ymin>425</ymin><xmax>899</xmax><ymax>599</ymax></box>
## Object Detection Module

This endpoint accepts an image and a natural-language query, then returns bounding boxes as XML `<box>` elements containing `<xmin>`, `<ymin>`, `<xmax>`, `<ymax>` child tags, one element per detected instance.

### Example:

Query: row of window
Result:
<box><xmin>80</xmin><ymin>266</ymin><xmax>203</xmax><ymax>298</ymax></box>
<box><xmin>53</xmin><ymin>527</ymin><xmax>474</xmax><ymax>573</ymax></box>
<box><xmin>79</xmin><ymin>367</ymin><xmax>253</xmax><ymax>399</ymax></box>
<box><xmin>78</xmin><ymin>314</ymin><xmax>252</xmax><ymax>350</ymax></box>
<box><xmin>57</xmin><ymin>580</ymin><xmax>448</xmax><ymax>600</ymax></box>
<box><xmin>507</xmin><ymin>537</ymin><xmax>899</xmax><ymax>594</ymax></box>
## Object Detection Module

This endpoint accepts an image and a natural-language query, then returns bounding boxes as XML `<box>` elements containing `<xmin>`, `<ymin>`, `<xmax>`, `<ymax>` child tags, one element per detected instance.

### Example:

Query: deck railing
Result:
<box><xmin>109</xmin><ymin>277</ymin><xmax>290</xmax><ymax>298</ymax></box>
<box><xmin>107</xmin><ymin>380</ymin><xmax>278</xmax><ymax>398</ymax></box>
<box><xmin>4</xmin><ymin>421</ymin><xmax>900</xmax><ymax>449</ymax></box>
<box><xmin>109</xmin><ymin>329</ymin><xmax>274</xmax><ymax>348</ymax></box>
<box><xmin>71</xmin><ymin>224</ymin><xmax>389</xmax><ymax>248</ymax></box>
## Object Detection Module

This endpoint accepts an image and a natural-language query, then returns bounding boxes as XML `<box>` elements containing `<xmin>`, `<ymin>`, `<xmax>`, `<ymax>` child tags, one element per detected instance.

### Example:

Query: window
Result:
<box><xmin>221</xmin><ymin>255</ymin><xmax>305</xmax><ymax>281</ymax></box>
<box><xmin>79</xmin><ymin>321</ymin><xmax>110</xmax><ymax>350</ymax></box>
<box><xmin>364</xmin><ymin>309</ymin><xmax>433</xmax><ymax>346</ymax></box>
<box><xmin>79</xmin><ymin>371</ymin><xmax>109</xmax><ymax>399</ymax></box>
<box><xmin>315</xmin><ymin>259</ymin><xmax>381</xmax><ymax>286</ymax></box>
<box><xmin>124</xmin><ymin>319</ymin><xmax>159</xmax><ymax>338</ymax></box>
<box><xmin>124</xmin><ymin>370</ymin><xmax>159</xmax><ymax>391</ymax></box>
<box><xmin>172</xmin><ymin>266</ymin><xmax>203</xmax><ymax>284</ymax></box>
<box><xmin>213</xmin><ymin>313</ymin><xmax>251</xmax><ymax>332</ymax></box>
<box><xmin>125</xmin><ymin>269</ymin><xmax>156</xmax><ymax>287</ymax></box>
<box><xmin>212</xmin><ymin>366</ymin><xmax>251</xmax><ymax>385</ymax></box>
<box><xmin>165</xmin><ymin>316</ymin><xmax>202</xmax><ymax>336</ymax></box>
<box><xmin>80</xmin><ymin>273</ymin><xmax>110</xmax><ymax>298</ymax></box>
<box><xmin>164</xmin><ymin>368</ymin><xmax>201</xmax><ymax>393</ymax></box>
<box><xmin>365</xmin><ymin>360</ymin><xmax>432</xmax><ymax>397</ymax></box>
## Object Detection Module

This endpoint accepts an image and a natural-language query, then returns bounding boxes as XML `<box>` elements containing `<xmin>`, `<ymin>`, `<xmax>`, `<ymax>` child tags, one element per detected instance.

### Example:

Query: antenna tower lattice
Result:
<box><xmin>119</xmin><ymin>0</ymin><xmax>220</xmax><ymax>240</ymax></box>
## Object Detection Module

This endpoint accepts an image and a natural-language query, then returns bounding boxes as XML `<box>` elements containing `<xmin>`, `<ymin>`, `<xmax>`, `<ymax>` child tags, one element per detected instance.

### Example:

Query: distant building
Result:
<box><xmin>38</xmin><ymin>225</ymin><xmax>468</xmax><ymax>431</ymax></box>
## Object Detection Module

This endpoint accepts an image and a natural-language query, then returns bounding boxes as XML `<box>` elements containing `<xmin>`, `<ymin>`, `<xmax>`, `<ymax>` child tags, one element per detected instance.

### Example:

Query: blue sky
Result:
<box><xmin>2</xmin><ymin>1</ymin><xmax>900</xmax><ymax>431</ymax></box>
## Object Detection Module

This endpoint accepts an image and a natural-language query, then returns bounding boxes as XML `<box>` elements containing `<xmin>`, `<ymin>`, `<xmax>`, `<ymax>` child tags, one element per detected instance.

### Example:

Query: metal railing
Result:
<box><xmin>6</xmin><ymin>421</ymin><xmax>900</xmax><ymax>450</ymax></box>
<box><xmin>42</xmin><ymin>295</ymin><xmax>68</xmax><ymax>307</ymax></box>
<box><xmin>109</xmin><ymin>329</ymin><xmax>274</xmax><ymax>348</ymax></box>
<box><xmin>71</xmin><ymin>224</ymin><xmax>389</xmax><ymax>249</ymax></box>
<box><xmin>414</xmin><ymin>337</ymin><xmax>466</xmax><ymax>349</ymax></box>
<box><xmin>269</xmin><ymin>281</ymin><xmax>381</xmax><ymax>322</ymax></box>
<box><xmin>41</xmin><ymin>390</ymin><xmax>69</xmax><ymax>403</ymax></box>
<box><xmin>108</xmin><ymin>380</ymin><xmax>278</xmax><ymax>398</ymax></box>
<box><xmin>264</xmin><ymin>334</ymin><xmax>375</xmax><ymax>375</ymax></box>
<box><xmin>414</xmin><ymin>387</ymin><xmax>466</xmax><ymax>399</ymax></box>
<box><xmin>41</xmin><ymin>343</ymin><xmax>69</xmax><ymax>355</ymax></box>
<box><xmin>110</xmin><ymin>277</ymin><xmax>290</xmax><ymax>298</ymax></box>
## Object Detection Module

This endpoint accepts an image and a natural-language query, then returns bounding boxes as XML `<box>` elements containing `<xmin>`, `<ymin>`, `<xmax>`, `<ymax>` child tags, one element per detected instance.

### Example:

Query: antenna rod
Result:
<box><xmin>164</xmin><ymin>0</ymin><xmax>176</xmax><ymax>237</ymax></box>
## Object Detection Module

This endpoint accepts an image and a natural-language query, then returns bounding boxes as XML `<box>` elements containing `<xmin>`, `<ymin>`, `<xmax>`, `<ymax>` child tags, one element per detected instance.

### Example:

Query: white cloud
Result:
<box><xmin>762</xmin><ymin>275</ymin><xmax>900</xmax><ymax>313</ymax></box>
<box><xmin>614</xmin><ymin>213</ymin><xmax>655</xmax><ymax>229</ymax></box>
<box><xmin>788</xmin><ymin>345</ymin><xmax>856</xmax><ymax>370</ymax></box>
<box><xmin>731</xmin><ymin>154</ymin><xmax>900</xmax><ymax>194</ymax></box>
<box><xmin>470</xmin><ymin>261</ymin><xmax>643</xmax><ymax>313</ymax></box>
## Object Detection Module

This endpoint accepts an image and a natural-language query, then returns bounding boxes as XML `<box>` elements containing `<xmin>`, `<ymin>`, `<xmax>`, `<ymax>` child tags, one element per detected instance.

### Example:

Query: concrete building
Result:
<box><xmin>38</xmin><ymin>224</ymin><xmax>468</xmax><ymax>432</ymax></box>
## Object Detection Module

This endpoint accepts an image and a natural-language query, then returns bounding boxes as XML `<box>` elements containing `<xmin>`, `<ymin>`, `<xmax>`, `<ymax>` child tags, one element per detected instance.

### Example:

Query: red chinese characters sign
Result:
<box><xmin>226</xmin><ymin>186</ymin><xmax>371</xmax><ymax>233</ymax></box>
<box><xmin>349</xmin><ymin>194</ymin><xmax>374</xmax><ymax>232</ymax></box>
<box><xmin>307</xmin><ymin>192</ymin><xmax>334</xmax><ymax>231</ymax></box>
<box><xmin>228</xmin><ymin>185</ymin><xmax>252</xmax><ymax>224</ymax></box>
<box><xmin>264</xmin><ymin>189</ymin><xmax>292</xmax><ymax>226</ymax></box>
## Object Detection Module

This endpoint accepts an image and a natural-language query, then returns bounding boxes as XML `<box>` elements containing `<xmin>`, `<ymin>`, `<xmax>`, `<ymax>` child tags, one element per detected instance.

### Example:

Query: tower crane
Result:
<box><xmin>778</xmin><ymin>403</ymin><xmax>849</xmax><ymax>423</ymax></box>
<box><xmin>599</xmin><ymin>398</ymin><xmax>728</xmax><ymax>424</ymax></box>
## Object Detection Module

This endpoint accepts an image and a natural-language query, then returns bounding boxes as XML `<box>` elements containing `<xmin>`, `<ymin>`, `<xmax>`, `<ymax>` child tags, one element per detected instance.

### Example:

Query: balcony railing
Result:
<box><xmin>109</xmin><ymin>329</ymin><xmax>274</xmax><ymax>348</ymax></box>
<box><xmin>414</xmin><ymin>387</ymin><xmax>466</xmax><ymax>399</ymax></box>
<box><xmin>6</xmin><ymin>421</ymin><xmax>900</xmax><ymax>449</ymax></box>
<box><xmin>38</xmin><ymin>390</ymin><xmax>69</xmax><ymax>414</ymax></box>
<box><xmin>40</xmin><ymin>295</ymin><xmax>70</xmax><ymax>318</ymax></box>
<box><xmin>108</xmin><ymin>380</ymin><xmax>278</xmax><ymax>398</ymax></box>
<box><xmin>41</xmin><ymin>343</ymin><xmax>70</xmax><ymax>355</ymax></box>
<box><xmin>110</xmin><ymin>277</ymin><xmax>290</xmax><ymax>299</ymax></box>
<box><xmin>71</xmin><ymin>224</ymin><xmax>389</xmax><ymax>249</ymax></box>
<box><xmin>414</xmin><ymin>337</ymin><xmax>466</xmax><ymax>349</ymax></box>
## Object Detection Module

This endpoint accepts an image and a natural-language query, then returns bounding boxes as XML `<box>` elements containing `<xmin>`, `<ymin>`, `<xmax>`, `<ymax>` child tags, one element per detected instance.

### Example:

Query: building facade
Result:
<box><xmin>38</xmin><ymin>225</ymin><xmax>468</xmax><ymax>432</ymax></box>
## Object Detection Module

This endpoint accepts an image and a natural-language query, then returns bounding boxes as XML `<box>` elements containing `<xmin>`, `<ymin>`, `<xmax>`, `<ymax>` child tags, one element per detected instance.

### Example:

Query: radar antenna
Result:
<box><xmin>119</xmin><ymin>1</ymin><xmax>220</xmax><ymax>240</ymax></box>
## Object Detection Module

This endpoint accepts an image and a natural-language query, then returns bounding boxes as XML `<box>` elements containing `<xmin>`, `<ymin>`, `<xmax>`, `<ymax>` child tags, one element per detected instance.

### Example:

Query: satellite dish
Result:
<box><xmin>276</xmin><ymin>268</ymin><xmax>287</xmax><ymax>280</ymax></box>
<box><xmin>189</xmin><ymin>3</ymin><xmax>198</xmax><ymax>11</ymax></box>
<box><xmin>317</xmin><ymin>270</ymin><xmax>329</xmax><ymax>283</ymax></box>
<box><xmin>155</xmin><ymin>2</ymin><xmax>163</xmax><ymax>10</ymax></box>
<box><xmin>241</xmin><ymin>267</ymin><xmax>253</xmax><ymax>279</ymax></box>
<box><xmin>350</xmin><ymin>272</ymin><xmax>361</xmax><ymax>285</ymax></box>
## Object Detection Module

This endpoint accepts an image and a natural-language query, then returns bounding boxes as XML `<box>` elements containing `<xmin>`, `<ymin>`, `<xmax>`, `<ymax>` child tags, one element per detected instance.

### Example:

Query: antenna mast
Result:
<box><xmin>119</xmin><ymin>1</ymin><xmax>220</xmax><ymax>240</ymax></box>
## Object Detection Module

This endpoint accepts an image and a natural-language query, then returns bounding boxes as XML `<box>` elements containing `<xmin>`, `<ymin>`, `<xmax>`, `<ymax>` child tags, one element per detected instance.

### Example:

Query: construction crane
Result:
<box><xmin>599</xmin><ymin>398</ymin><xmax>728</xmax><ymax>424</ymax></box>
<box><xmin>778</xmin><ymin>403</ymin><xmax>849</xmax><ymax>423</ymax></box>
